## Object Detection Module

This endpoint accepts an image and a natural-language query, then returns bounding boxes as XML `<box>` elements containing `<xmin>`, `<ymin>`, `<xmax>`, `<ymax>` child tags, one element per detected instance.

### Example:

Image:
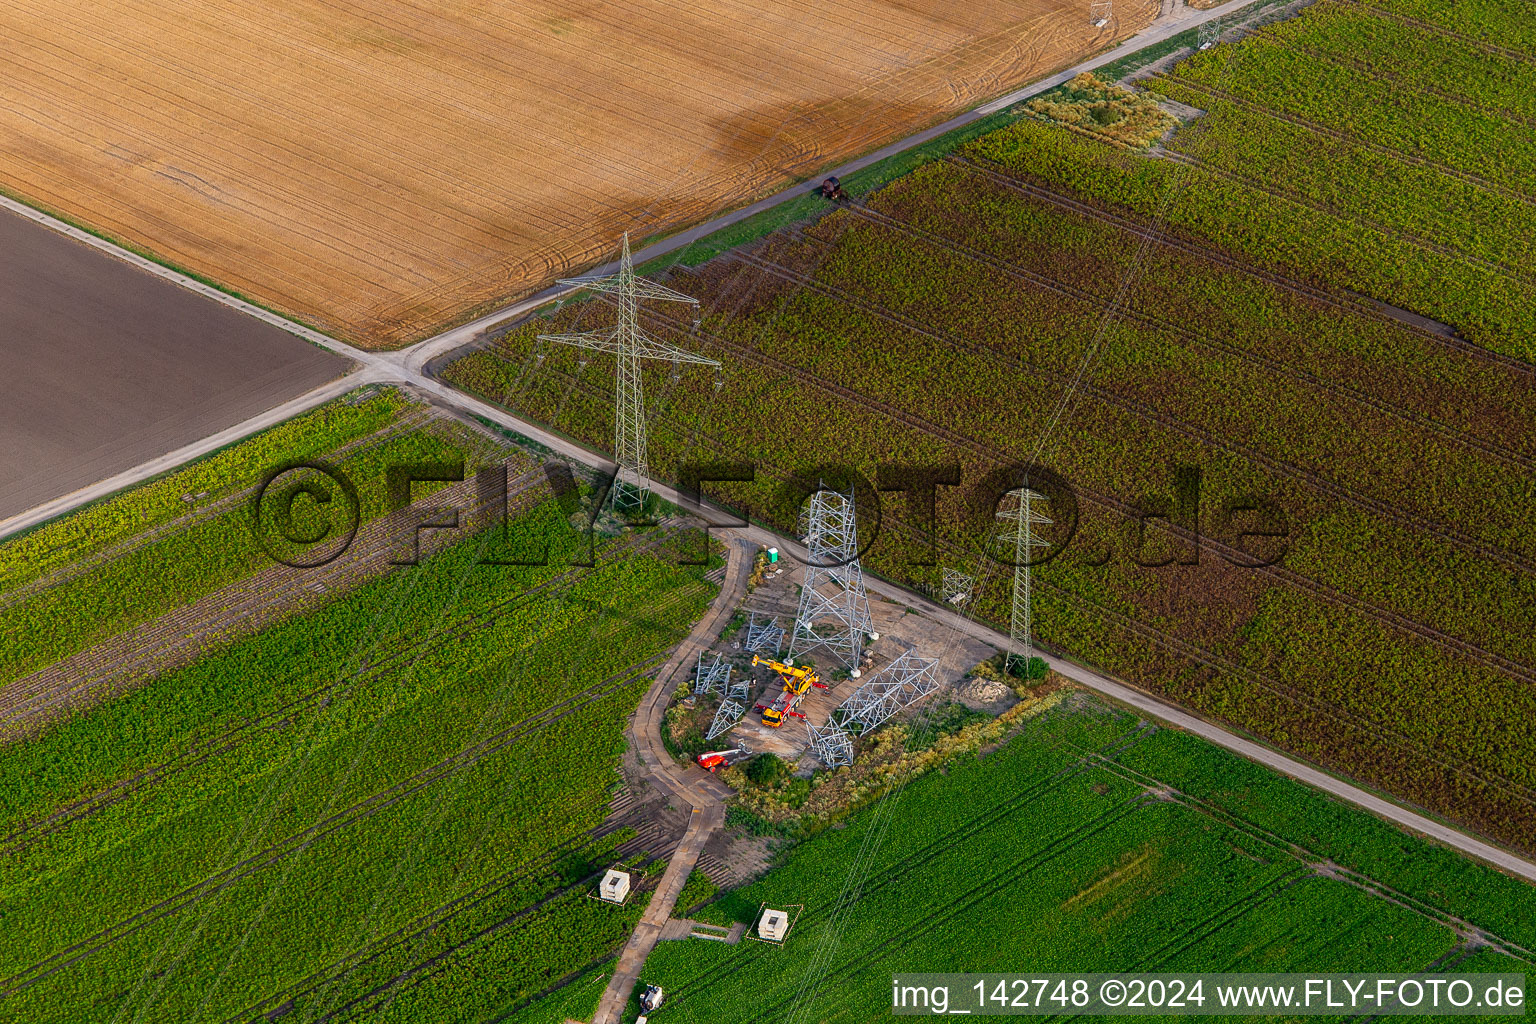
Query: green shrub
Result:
<box><xmin>742</xmin><ymin>753</ymin><xmax>790</xmax><ymax>788</ymax></box>
<box><xmin>907</xmin><ymin>702</ymin><xmax>992</xmax><ymax>752</ymax></box>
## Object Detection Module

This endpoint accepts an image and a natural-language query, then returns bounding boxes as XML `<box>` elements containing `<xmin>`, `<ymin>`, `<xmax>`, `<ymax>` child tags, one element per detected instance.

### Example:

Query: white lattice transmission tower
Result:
<box><xmin>1198</xmin><ymin>16</ymin><xmax>1223</xmax><ymax>49</ymax></box>
<box><xmin>806</xmin><ymin>722</ymin><xmax>854</xmax><ymax>768</ymax></box>
<box><xmin>695</xmin><ymin>650</ymin><xmax>750</xmax><ymax>739</ymax></box>
<box><xmin>537</xmin><ymin>233</ymin><xmax>720</xmax><ymax>511</ymax></box>
<box><xmin>829</xmin><ymin>650</ymin><xmax>941</xmax><ymax>736</ymax></box>
<box><xmin>1090</xmin><ymin>0</ymin><xmax>1112</xmax><ymax>27</ymax></box>
<box><xmin>787</xmin><ymin>486</ymin><xmax>873</xmax><ymax>670</ymax></box>
<box><xmin>694</xmin><ymin>651</ymin><xmax>732</xmax><ymax>696</ymax></box>
<box><xmin>705</xmin><ymin>699</ymin><xmax>747</xmax><ymax>741</ymax></box>
<box><xmin>996</xmin><ymin>488</ymin><xmax>1052</xmax><ymax>675</ymax></box>
<box><xmin>744</xmin><ymin>612</ymin><xmax>785</xmax><ymax>655</ymax></box>
<box><xmin>939</xmin><ymin>567</ymin><xmax>974</xmax><ymax>606</ymax></box>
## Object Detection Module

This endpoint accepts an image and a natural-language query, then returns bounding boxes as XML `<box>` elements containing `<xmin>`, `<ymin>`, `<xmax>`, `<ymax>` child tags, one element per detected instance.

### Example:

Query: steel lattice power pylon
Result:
<box><xmin>787</xmin><ymin>486</ymin><xmax>873</xmax><ymax>670</ymax></box>
<box><xmin>743</xmin><ymin>612</ymin><xmax>785</xmax><ymax>655</ymax></box>
<box><xmin>996</xmin><ymin>488</ymin><xmax>1052</xmax><ymax>676</ymax></box>
<box><xmin>537</xmin><ymin>233</ymin><xmax>720</xmax><ymax>511</ymax></box>
<box><xmin>1198</xmin><ymin>16</ymin><xmax>1223</xmax><ymax>49</ymax></box>
<box><xmin>702</xmin><ymin>657</ymin><xmax>752</xmax><ymax>739</ymax></box>
<box><xmin>1090</xmin><ymin>0</ymin><xmax>1112</xmax><ymax>27</ymax></box>
<box><xmin>694</xmin><ymin>651</ymin><xmax>732</xmax><ymax>696</ymax></box>
<box><xmin>829</xmin><ymin>650</ymin><xmax>942</xmax><ymax>736</ymax></box>
<box><xmin>939</xmin><ymin>567</ymin><xmax>974</xmax><ymax>606</ymax></box>
<box><xmin>706</xmin><ymin>699</ymin><xmax>747</xmax><ymax>740</ymax></box>
<box><xmin>806</xmin><ymin>722</ymin><xmax>855</xmax><ymax>768</ymax></box>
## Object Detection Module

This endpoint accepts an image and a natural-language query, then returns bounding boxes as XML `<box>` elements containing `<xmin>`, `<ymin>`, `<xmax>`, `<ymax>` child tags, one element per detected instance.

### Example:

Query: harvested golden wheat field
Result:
<box><xmin>0</xmin><ymin>0</ymin><xmax>1155</xmax><ymax>347</ymax></box>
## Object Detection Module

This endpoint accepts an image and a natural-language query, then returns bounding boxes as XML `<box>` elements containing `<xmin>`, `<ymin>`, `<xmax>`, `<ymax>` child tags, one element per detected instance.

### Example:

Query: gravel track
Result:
<box><xmin>0</xmin><ymin>506</ymin><xmax>699</xmax><ymax>856</ymax></box>
<box><xmin>659</xmin><ymin>726</ymin><xmax>1147</xmax><ymax>1002</ymax></box>
<box><xmin>512</xmin><ymin>298</ymin><xmax>1536</xmax><ymax>698</ymax></box>
<box><xmin>475</xmin><ymin>318</ymin><xmax>1536</xmax><ymax>827</ymax></box>
<box><xmin>0</xmin><ymin>407</ymin><xmax>437</xmax><ymax>614</ymax></box>
<box><xmin>0</xmin><ymin>499</ymin><xmax>666</xmax><ymax>857</ymax></box>
<box><xmin>873</xmin><ymin>511</ymin><xmax>1536</xmax><ymax>814</ymax></box>
<box><xmin>1080</xmin><ymin>748</ymin><xmax>1536</xmax><ymax>961</ymax></box>
<box><xmin>678</xmin><ymin>796</ymin><xmax>1157</xmax><ymax>1018</ymax></box>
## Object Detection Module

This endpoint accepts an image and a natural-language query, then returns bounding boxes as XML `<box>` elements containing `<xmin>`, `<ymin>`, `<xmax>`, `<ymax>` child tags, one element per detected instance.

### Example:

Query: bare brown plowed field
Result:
<box><xmin>0</xmin><ymin>0</ymin><xmax>1155</xmax><ymax>348</ymax></box>
<box><xmin>0</xmin><ymin>205</ymin><xmax>345</xmax><ymax>521</ymax></box>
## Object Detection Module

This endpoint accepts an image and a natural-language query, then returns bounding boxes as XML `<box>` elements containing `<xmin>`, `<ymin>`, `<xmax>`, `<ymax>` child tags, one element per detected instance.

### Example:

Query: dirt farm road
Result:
<box><xmin>3</xmin><ymin>0</ymin><xmax>1533</xmax><ymax>966</ymax></box>
<box><xmin>589</xmin><ymin>539</ymin><xmax>752</xmax><ymax>1024</ymax></box>
<box><xmin>0</xmin><ymin>0</ymin><xmax>1231</xmax><ymax>542</ymax></box>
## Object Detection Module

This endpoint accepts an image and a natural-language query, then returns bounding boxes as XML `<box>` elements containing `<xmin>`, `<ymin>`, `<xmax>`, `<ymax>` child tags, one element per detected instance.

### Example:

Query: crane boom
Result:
<box><xmin>752</xmin><ymin>655</ymin><xmax>825</xmax><ymax>726</ymax></box>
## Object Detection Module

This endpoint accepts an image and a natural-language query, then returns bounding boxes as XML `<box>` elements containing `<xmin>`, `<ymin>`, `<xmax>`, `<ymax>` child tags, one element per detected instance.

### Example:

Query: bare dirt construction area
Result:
<box><xmin>709</xmin><ymin>556</ymin><xmax>995</xmax><ymax>762</ymax></box>
<box><xmin>0</xmin><ymin>0</ymin><xmax>1157</xmax><ymax>348</ymax></box>
<box><xmin>0</xmin><ymin>206</ymin><xmax>345</xmax><ymax>521</ymax></box>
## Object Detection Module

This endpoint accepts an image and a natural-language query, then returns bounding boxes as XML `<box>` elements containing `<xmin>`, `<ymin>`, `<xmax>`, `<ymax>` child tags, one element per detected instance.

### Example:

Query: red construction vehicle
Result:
<box><xmin>696</xmin><ymin>747</ymin><xmax>751</xmax><ymax>773</ymax></box>
<box><xmin>752</xmin><ymin>655</ymin><xmax>826</xmax><ymax>727</ymax></box>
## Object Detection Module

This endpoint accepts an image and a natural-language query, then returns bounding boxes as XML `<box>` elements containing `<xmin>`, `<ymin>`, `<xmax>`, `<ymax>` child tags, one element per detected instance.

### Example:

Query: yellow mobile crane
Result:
<box><xmin>752</xmin><ymin>655</ymin><xmax>826</xmax><ymax>727</ymax></box>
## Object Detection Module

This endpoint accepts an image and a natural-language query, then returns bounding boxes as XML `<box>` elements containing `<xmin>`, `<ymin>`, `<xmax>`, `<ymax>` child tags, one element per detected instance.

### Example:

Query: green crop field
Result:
<box><xmin>0</xmin><ymin>387</ymin><xmax>540</xmax><ymax>739</ymax></box>
<box><xmin>633</xmin><ymin>700</ymin><xmax>1536</xmax><ymax>1023</ymax></box>
<box><xmin>0</xmin><ymin>496</ymin><xmax>718</xmax><ymax>1022</ymax></box>
<box><xmin>998</xmin><ymin>0</ymin><xmax>1536</xmax><ymax>363</ymax></box>
<box><xmin>439</xmin><ymin>0</ymin><xmax>1536</xmax><ymax>858</ymax></box>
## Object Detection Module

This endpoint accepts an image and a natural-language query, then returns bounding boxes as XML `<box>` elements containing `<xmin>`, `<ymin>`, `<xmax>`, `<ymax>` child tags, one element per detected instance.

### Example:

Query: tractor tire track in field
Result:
<box><xmin>1335</xmin><ymin>0</ymin><xmax>1536</xmax><ymax>68</ymax></box>
<box><xmin>0</xmin><ymin>518</ymin><xmax>660</xmax><ymax>856</ymax></box>
<box><xmin>666</xmin><ymin>713</ymin><xmax>1529</xmax><ymax>1018</ymax></box>
<box><xmin>0</xmin><ymin>518</ymin><xmax>692</xmax><ymax>853</ymax></box>
<box><xmin>835</xmin><ymin>186</ymin><xmax>1536</xmax><ymax>474</ymax></box>
<box><xmin>0</xmin><ymin>407</ymin><xmax>437</xmax><ymax>614</ymax></box>
<box><xmin>703</xmin><ymin>798</ymin><xmax>1153</xmax><ymax>1024</ymax></box>
<box><xmin>306</xmin><ymin>878</ymin><xmax>608</xmax><ymax>1024</ymax></box>
<box><xmin>478</xmin><ymin>331</ymin><xmax>1536</xmax><ymax>825</ymax></box>
<box><xmin>0</xmin><ymin>657</ymin><xmax>665</xmax><ymax>999</ymax></box>
<box><xmin>514</xmin><ymin>308</ymin><xmax>1536</xmax><ymax>700</ymax></box>
<box><xmin>1259</xmin><ymin>31</ymin><xmax>1536</xmax><ymax>134</ymax></box>
<box><xmin>0</xmin><ymin>467</ymin><xmax>546</xmax><ymax>740</ymax></box>
<box><xmin>1153</xmin><ymin>71</ymin><xmax>1536</xmax><ymax>211</ymax></box>
<box><xmin>224</xmin><ymin>718</ymin><xmax>686</xmax><ymax>1024</ymax></box>
<box><xmin>725</xmin><ymin>240</ymin><xmax>1536</xmax><ymax>578</ymax></box>
<box><xmin>224</xmin><ymin>833</ymin><xmax>610</xmax><ymax>1024</ymax></box>
<box><xmin>946</xmin><ymin>155</ymin><xmax>1536</xmax><ymax>382</ymax></box>
<box><xmin>1027</xmin><ymin>558</ymin><xmax>1536</xmax><ymax>813</ymax></box>
<box><xmin>587</xmin><ymin>538</ymin><xmax>749</xmax><ymax>1024</ymax></box>
<box><xmin>874</xmin><ymin>511</ymin><xmax>1536</xmax><ymax>819</ymax></box>
<box><xmin>1076</xmin><ymin>748</ymin><xmax>1536</xmax><ymax>962</ymax></box>
<box><xmin>1130</xmin><ymin>871</ymin><xmax>1315</xmax><ymax>974</ymax></box>
<box><xmin>1149</xmin><ymin>135</ymin><xmax>1534</xmax><ymax>295</ymax></box>
<box><xmin>663</xmin><ymin>721</ymin><xmax>1155</xmax><ymax>1003</ymax></box>
<box><xmin>301</xmin><ymin>776</ymin><xmax>697</xmax><ymax>1024</ymax></box>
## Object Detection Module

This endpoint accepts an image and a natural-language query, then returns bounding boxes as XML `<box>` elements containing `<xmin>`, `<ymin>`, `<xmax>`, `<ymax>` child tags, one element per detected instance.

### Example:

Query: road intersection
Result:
<box><xmin>5</xmin><ymin>0</ymin><xmax>1535</xmax><ymax>892</ymax></box>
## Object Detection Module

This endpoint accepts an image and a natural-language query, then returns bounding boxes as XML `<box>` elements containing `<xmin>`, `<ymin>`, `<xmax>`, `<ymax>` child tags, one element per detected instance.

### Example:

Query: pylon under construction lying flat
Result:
<box><xmin>743</xmin><ymin>612</ymin><xmax>785</xmax><ymax>656</ymax></box>
<box><xmin>787</xmin><ymin>485</ymin><xmax>872</xmax><ymax>670</ymax></box>
<box><xmin>829</xmin><ymin>650</ymin><xmax>941</xmax><ymax>736</ymax></box>
<box><xmin>694</xmin><ymin>650</ymin><xmax>732</xmax><ymax>696</ymax></box>
<box><xmin>806</xmin><ymin>722</ymin><xmax>854</xmax><ymax>768</ymax></box>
